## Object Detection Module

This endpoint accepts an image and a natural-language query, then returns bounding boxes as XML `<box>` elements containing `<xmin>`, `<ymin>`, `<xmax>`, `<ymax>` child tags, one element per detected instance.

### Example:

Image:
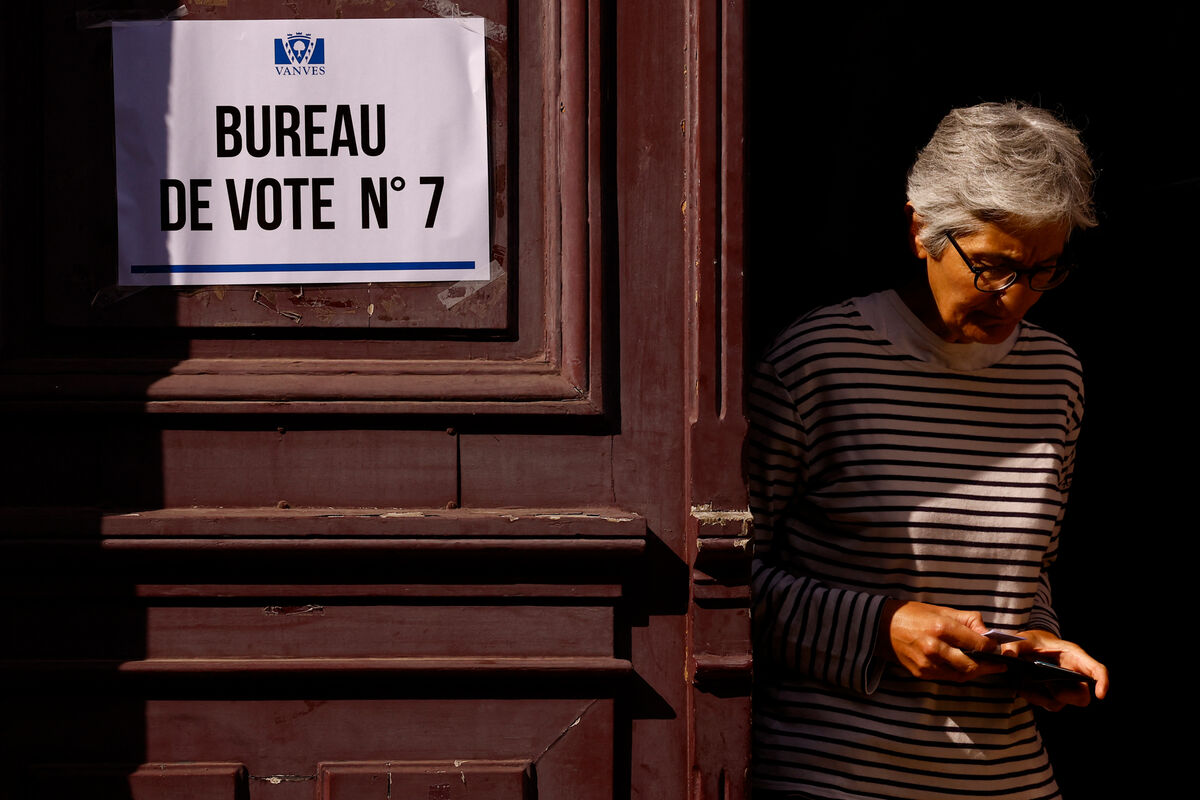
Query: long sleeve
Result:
<box><xmin>1025</xmin><ymin>492</ymin><xmax>1063</xmax><ymax>636</ymax></box>
<box><xmin>747</xmin><ymin>357</ymin><xmax>888</xmax><ymax>695</ymax></box>
<box><xmin>750</xmin><ymin>295</ymin><xmax>1079</xmax><ymax>797</ymax></box>
<box><xmin>1025</xmin><ymin>406</ymin><xmax>1081</xmax><ymax>638</ymax></box>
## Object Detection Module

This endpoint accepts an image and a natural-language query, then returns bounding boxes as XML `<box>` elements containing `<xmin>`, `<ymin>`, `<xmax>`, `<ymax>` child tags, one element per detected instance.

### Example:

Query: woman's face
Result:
<box><xmin>915</xmin><ymin>222</ymin><xmax>1068</xmax><ymax>344</ymax></box>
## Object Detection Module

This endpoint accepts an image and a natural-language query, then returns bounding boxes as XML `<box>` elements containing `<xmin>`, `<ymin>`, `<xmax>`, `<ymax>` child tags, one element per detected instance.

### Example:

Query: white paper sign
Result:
<box><xmin>112</xmin><ymin>19</ymin><xmax>490</xmax><ymax>286</ymax></box>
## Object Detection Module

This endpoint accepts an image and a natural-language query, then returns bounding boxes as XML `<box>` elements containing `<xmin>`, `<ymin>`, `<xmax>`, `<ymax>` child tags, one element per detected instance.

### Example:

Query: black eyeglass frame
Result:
<box><xmin>944</xmin><ymin>232</ymin><xmax>1072</xmax><ymax>293</ymax></box>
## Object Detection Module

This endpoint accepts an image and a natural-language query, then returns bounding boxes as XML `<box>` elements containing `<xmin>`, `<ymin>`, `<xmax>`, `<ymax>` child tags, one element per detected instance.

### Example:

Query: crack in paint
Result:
<box><xmin>501</xmin><ymin>513</ymin><xmax>634</xmax><ymax>523</ymax></box>
<box><xmin>531</xmin><ymin>699</ymin><xmax>597</xmax><ymax>765</ymax></box>
<box><xmin>249</xmin><ymin>774</ymin><xmax>315</xmax><ymax>783</ymax></box>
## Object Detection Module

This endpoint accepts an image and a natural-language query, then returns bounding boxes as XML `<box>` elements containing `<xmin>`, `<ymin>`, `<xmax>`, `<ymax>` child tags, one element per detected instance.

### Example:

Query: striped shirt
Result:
<box><xmin>749</xmin><ymin>291</ymin><xmax>1082</xmax><ymax>799</ymax></box>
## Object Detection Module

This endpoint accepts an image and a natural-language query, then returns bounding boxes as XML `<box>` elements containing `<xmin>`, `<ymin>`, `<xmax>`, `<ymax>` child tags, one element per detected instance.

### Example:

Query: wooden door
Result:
<box><xmin>0</xmin><ymin>2</ymin><xmax>749</xmax><ymax>799</ymax></box>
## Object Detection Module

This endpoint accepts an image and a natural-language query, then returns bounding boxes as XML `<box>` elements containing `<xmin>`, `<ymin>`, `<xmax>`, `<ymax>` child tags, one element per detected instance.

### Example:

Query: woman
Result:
<box><xmin>748</xmin><ymin>102</ymin><xmax>1109</xmax><ymax>799</ymax></box>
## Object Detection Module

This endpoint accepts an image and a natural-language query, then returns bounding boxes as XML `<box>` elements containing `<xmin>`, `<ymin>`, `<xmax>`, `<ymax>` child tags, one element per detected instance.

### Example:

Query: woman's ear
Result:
<box><xmin>905</xmin><ymin>202</ymin><xmax>928</xmax><ymax>259</ymax></box>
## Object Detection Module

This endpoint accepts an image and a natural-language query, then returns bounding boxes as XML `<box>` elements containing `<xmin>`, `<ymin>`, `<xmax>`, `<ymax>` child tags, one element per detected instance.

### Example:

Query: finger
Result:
<box><xmin>1054</xmin><ymin>649</ymin><xmax>1109</xmax><ymax>700</ymax></box>
<box><xmin>1056</xmin><ymin>682</ymin><xmax>1093</xmax><ymax>707</ymax></box>
<box><xmin>1020</xmin><ymin>676</ymin><xmax>1094</xmax><ymax>710</ymax></box>
<box><xmin>938</xmin><ymin>646</ymin><xmax>1008</xmax><ymax>680</ymax></box>
<box><xmin>1046</xmin><ymin>682</ymin><xmax>1091</xmax><ymax>708</ymax></box>
<box><xmin>1018</xmin><ymin>686</ymin><xmax>1065</xmax><ymax>712</ymax></box>
<box><xmin>950</xmin><ymin>609</ymin><xmax>991</xmax><ymax>637</ymax></box>
<box><xmin>1069</xmin><ymin>658</ymin><xmax>1109</xmax><ymax>700</ymax></box>
<box><xmin>939</xmin><ymin>622</ymin><xmax>995</xmax><ymax>655</ymax></box>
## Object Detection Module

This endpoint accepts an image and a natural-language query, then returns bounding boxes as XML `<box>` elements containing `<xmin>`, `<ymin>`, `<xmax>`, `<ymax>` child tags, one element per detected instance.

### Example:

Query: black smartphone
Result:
<box><xmin>968</xmin><ymin>650</ymin><xmax>1095</xmax><ymax>688</ymax></box>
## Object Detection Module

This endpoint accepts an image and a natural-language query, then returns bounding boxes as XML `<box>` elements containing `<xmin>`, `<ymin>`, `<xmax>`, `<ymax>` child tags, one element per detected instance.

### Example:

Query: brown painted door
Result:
<box><xmin>1</xmin><ymin>2</ymin><xmax>749</xmax><ymax>799</ymax></box>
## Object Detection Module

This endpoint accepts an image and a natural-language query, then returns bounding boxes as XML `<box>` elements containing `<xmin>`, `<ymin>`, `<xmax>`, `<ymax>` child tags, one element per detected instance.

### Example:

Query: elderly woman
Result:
<box><xmin>748</xmin><ymin>102</ymin><xmax>1109</xmax><ymax>800</ymax></box>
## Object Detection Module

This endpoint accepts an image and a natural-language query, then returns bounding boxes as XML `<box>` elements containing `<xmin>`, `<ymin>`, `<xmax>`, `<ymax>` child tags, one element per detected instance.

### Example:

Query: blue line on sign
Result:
<box><xmin>131</xmin><ymin>261</ymin><xmax>476</xmax><ymax>274</ymax></box>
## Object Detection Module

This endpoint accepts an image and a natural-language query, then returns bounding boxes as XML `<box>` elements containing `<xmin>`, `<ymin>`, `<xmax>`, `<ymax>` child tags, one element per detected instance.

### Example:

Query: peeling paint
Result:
<box><xmin>690</xmin><ymin>504</ymin><xmax>752</xmax><ymax>524</ymax></box>
<box><xmin>250</xmin><ymin>774</ymin><xmax>315</xmax><ymax>784</ymax></box>
<box><xmin>252</xmin><ymin>290</ymin><xmax>303</xmax><ymax>323</ymax></box>
<box><xmin>535</xmin><ymin>513</ymin><xmax>634</xmax><ymax>522</ymax></box>
<box><xmin>81</xmin><ymin>5</ymin><xmax>188</xmax><ymax>27</ymax></box>
<box><xmin>263</xmin><ymin>604</ymin><xmax>325</xmax><ymax>616</ymax></box>
<box><xmin>502</xmin><ymin>512</ymin><xmax>634</xmax><ymax>523</ymax></box>
<box><xmin>90</xmin><ymin>284</ymin><xmax>149</xmax><ymax>309</ymax></box>
<box><xmin>421</xmin><ymin>0</ymin><xmax>508</xmax><ymax>41</ymax></box>
<box><xmin>437</xmin><ymin>260</ymin><xmax>506</xmax><ymax>309</ymax></box>
<box><xmin>185</xmin><ymin>286</ymin><xmax>227</xmax><ymax>300</ymax></box>
<box><xmin>697</xmin><ymin>536</ymin><xmax>750</xmax><ymax>552</ymax></box>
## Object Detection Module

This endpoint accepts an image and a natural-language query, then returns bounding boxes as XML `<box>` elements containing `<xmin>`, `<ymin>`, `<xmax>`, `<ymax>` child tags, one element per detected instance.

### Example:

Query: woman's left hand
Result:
<box><xmin>1002</xmin><ymin>629</ymin><xmax>1109</xmax><ymax>710</ymax></box>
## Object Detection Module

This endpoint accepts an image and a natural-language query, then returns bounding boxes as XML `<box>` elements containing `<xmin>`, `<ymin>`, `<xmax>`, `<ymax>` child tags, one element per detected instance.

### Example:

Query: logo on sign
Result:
<box><xmin>274</xmin><ymin>33</ymin><xmax>326</xmax><ymax>75</ymax></box>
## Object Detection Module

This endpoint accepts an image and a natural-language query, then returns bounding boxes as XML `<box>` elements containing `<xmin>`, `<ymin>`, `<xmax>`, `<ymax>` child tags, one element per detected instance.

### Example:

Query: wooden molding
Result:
<box><xmin>0</xmin><ymin>506</ymin><xmax>647</xmax><ymax>557</ymax></box>
<box><xmin>4</xmin><ymin>656</ymin><xmax>634</xmax><ymax>678</ymax></box>
<box><xmin>0</xmin><ymin>0</ymin><xmax>607</xmax><ymax>417</ymax></box>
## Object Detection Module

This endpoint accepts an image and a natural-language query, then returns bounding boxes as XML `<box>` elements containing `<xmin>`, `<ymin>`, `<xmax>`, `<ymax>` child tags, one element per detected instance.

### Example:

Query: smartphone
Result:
<box><xmin>969</xmin><ymin>650</ymin><xmax>1095</xmax><ymax>687</ymax></box>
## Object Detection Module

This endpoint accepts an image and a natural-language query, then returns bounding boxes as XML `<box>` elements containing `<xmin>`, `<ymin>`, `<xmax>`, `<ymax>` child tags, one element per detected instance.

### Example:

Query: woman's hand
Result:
<box><xmin>878</xmin><ymin>599</ymin><xmax>1007</xmax><ymax>681</ymax></box>
<box><xmin>1001</xmin><ymin>629</ymin><xmax>1109</xmax><ymax>710</ymax></box>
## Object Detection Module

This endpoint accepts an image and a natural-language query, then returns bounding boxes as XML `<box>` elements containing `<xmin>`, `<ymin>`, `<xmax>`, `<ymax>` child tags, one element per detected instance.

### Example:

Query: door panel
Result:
<box><xmin>159</xmin><ymin>429</ymin><xmax>459</xmax><ymax>508</ymax></box>
<box><xmin>0</xmin><ymin>1</ymin><xmax>749</xmax><ymax>798</ymax></box>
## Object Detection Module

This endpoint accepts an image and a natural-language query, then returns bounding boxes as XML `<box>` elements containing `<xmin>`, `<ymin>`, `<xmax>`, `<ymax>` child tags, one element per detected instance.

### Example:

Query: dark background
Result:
<box><xmin>746</xmin><ymin>8</ymin><xmax>1196</xmax><ymax>795</ymax></box>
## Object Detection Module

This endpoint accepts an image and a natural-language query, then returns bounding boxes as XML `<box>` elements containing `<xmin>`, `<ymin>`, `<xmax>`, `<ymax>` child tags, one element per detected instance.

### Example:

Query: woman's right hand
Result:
<box><xmin>877</xmin><ymin>599</ymin><xmax>1007</xmax><ymax>681</ymax></box>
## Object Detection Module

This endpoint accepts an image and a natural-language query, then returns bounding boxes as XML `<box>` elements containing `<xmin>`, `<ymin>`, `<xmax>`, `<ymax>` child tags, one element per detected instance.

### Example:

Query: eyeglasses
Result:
<box><xmin>944</xmin><ymin>232</ymin><xmax>1072</xmax><ymax>293</ymax></box>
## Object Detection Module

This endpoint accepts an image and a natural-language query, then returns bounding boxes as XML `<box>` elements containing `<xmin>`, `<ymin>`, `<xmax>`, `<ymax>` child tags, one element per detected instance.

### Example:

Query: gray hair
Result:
<box><xmin>907</xmin><ymin>102</ymin><xmax>1097</xmax><ymax>258</ymax></box>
